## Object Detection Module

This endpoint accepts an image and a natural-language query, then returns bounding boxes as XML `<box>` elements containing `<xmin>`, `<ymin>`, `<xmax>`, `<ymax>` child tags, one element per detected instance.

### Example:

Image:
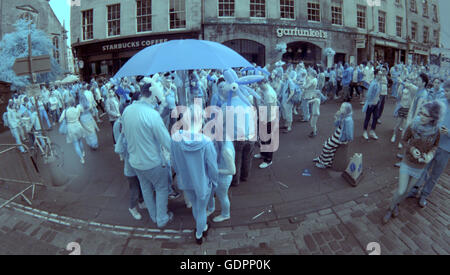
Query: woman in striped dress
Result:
<box><xmin>314</xmin><ymin>102</ymin><xmax>354</xmax><ymax>168</ymax></box>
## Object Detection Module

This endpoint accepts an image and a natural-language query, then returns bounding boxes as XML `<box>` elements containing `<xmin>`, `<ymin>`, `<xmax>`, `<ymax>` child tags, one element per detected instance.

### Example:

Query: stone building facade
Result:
<box><xmin>0</xmin><ymin>0</ymin><xmax>69</xmax><ymax>74</ymax></box>
<box><xmin>70</xmin><ymin>0</ymin><xmax>441</xmax><ymax>79</ymax></box>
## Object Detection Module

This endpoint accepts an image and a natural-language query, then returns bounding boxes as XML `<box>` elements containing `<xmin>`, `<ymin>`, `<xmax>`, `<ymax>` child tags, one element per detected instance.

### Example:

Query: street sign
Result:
<box><xmin>12</xmin><ymin>55</ymin><xmax>52</xmax><ymax>76</ymax></box>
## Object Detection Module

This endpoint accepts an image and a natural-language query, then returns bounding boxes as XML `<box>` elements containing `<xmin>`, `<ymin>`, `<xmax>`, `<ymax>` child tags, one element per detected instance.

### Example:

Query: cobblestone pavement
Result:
<box><xmin>1</xmin><ymin>171</ymin><xmax>448</xmax><ymax>255</ymax></box>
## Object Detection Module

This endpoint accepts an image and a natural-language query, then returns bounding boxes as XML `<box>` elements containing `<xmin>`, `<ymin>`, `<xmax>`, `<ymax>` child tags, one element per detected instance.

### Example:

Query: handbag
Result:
<box><xmin>342</xmin><ymin>153</ymin><xmax>364</xmax><ymax>187</ymax></box>
<box><xmin>59</xmin><ymin>119</ymin><xmax>68</xmax><ymax>135</ymax></box>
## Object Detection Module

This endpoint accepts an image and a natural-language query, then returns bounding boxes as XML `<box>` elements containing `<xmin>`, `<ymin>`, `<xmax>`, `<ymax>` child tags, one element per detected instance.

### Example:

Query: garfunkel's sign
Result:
<box><xmin>276</xmin><ymin>27</ymin><xmax>328</xmax><ymax>39</ymax></box>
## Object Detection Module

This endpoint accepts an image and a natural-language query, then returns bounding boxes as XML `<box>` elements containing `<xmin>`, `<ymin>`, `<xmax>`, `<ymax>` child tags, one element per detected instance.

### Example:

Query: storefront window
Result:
<box><xmin>218</xmin><ymin>0</ymin><xmax>235</xmax><ymax>17</ymax></box>
<box><xmin>169</xmin><ymin>0</ymin><xmax>186</xmax><ymax>29</ymax></box>
<box><xmin>137</xmin><ymin>0</ymin><xmax>152</xmax><ymax>32</ymax></box>
<box><xmin>282</xmin><ymin>41</ymin><xmax>321</xmax><ymax>66</ymax></box>
<box><xmin>223</xmin><ymin>39</ymin><xmax>265</xmax><ymax>67</ymax></box>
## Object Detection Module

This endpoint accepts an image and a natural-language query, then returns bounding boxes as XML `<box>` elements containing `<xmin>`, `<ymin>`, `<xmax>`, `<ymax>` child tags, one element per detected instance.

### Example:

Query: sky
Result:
<box><xmin>49</xmin><ymin>0</ymin><xmax>71</xmax><ymax>47</ymax></box>
<box><xmin>49</xmin><ymin>0</ymin><xmax>450</xmax><ymax>48</ymax></box>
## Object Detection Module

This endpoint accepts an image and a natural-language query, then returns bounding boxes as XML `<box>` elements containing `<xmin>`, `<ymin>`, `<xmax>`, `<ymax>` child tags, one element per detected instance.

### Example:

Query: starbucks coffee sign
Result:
<box><xmin>276</xmin><ymin>27</ymin><xmax>328</xmax><ymax>39</ymax></box>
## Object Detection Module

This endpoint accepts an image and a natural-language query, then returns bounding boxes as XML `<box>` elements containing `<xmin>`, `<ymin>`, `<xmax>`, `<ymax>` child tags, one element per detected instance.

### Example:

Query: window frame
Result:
<box><xmin>411</xmin><ymin>21</ymin><xmax>417</xmax><ymax>41</ymax></box>
<box><xmin>307</xmin><ymin>0</ymin><xmax>321</xmax><ymax>23</ymax></box>
<box><xmin>249</xmin><ymin>0</ymin><xmax>266</xmax><ymax>19</ymax></box>
<box><xmin>280</xmin><ymin>0</ymin><xmax>295</xmax><ymax>20</ymax></box>
<box><xmin>396</xmin><ymin>16</ymin><xmax>403</xmax><ymax>37</ymax></box>
<box><xmin>331</xmin><ymin>0</ymin><xmax>343</xmax><ymax>26</ymax></box>
<box><xmin>423</xmin><ymin>26</ymin><xmax>429</xmax><ymax>44</ymax></box>
<box><xmin>356</xmin><ymin>4</ymin><xmax>366</xmax><ymax>29</ymax></box>
<box><xmin>169</xmin><ymin>0</ymin><xmax>187</xmax><ymax>30</ymax></box>
<box><xmin>81</xmin><ymin>9</ymin><xmax>93</xmax><ymax>41</ymax></box>
<box><xmin>107</xmin><ymin>4</ymin><xmax>121</xmax><ymax>37</ymax></box>
<box><xmin>378</xmin><ymin>10</ymin><xmax>386</xmax><ymax>34</ymax></box>
<box><xmin>218</xmin><ymin>0</ymin><xmax>235</xmax><ymax>18</ymax></box>
<box><xmin>136</xmin><ymin>0</ymin><xmax>152</xmax><ymax>33</ymax></box>
<box><xmin>52</xmin><ymin>36</ymin><xmax>60</xmax><ymax>64</ymax></box>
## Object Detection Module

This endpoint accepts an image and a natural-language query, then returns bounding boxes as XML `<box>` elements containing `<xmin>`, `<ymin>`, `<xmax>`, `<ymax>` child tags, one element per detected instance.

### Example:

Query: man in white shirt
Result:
<box><xmin>122</xmin><ymin>83</ymin><xmax>173</xmax><ymax>228</ymax></box>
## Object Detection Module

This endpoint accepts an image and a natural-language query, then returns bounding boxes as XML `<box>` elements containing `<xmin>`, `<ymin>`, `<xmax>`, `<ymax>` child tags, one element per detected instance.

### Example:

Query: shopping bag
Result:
<box><xmin>58</xmin><ymin>119</ymin><xmax>68</xmax><ymax>135</ymax></box>
<box><xmin>342</xmin><ymin>153</ymin><xmax>364</xmax><ymax>187</ymax></box>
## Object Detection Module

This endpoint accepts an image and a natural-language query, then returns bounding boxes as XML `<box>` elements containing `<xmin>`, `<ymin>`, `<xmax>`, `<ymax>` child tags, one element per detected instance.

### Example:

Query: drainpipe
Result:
<box><xmin>405</xmin><ymin>0</ymin><xmax>410</xmax><ymax>64</ymax></box>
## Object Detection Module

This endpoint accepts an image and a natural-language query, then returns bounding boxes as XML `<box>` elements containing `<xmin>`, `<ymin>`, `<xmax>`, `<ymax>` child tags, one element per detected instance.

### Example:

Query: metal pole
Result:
<box><xmin>27</xmin><ymin>22</ymin><xmax>46</xmax><ymax>136</ymax></box>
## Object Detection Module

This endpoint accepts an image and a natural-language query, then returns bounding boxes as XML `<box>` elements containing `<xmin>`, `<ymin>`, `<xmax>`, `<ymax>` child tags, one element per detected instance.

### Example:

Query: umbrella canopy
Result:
<box><xmin>114</xmin><ymin>39</ymin><xmax>253</xmax><ymax>78</ymax></box>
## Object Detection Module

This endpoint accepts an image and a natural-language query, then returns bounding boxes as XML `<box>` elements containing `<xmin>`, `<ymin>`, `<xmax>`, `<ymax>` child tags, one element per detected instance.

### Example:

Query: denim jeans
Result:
<box><xmin>10</xmin><ymin>127</ymin><xmax>25</xmax><ymax>152</ymax></box>
<box><xmin>377</xmin><ymin>95</ymin><xmax>386</xmax><ymax>119</ymax></box>
<box><xmin>390</xmin><ymin>168</ymin><xmax>420</xmax><ymax>210</ymax></box>
<box><xmin>127</xmin><ymin>176</ymin><xmax>144</xmax><ymax>209</ymax></box>
<box><xmin>39</xmin><ymin>107</ymin><xmax>52</xmax><ymax>128</ymax></box>
<box><xmin>135</xmin><ymin>165</ymin><xmax>170</xmax><ymax>227</ymax></box>
<box><xmin>391</xmin><ymin>80</ymin><xmax>399</xmax><ymax>98</ymax></box>
<box><xmin>412</xmin><ymin>147</ymin><xmax>449</xmax><ymax>199</ymax></box>
<box><xmin>363</xmin><ymin>104</ymin><xmax>379</xmax><ymax>130</ymax></box>
<box><xmin>73</xmin><ymin>139</ymin><xmax>85</xmax><ymax>160</ymax></box>
<box><xmin>184</xmin><ymin>189</ymin><xmax>211</xmax><ymax>239</ymax></box>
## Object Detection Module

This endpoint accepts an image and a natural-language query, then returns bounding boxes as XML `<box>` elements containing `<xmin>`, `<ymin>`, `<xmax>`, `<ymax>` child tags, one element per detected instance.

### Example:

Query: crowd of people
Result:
<box><xmin>2</xmin><ymin>58</ymin><xmax>449</xmax><ymax>244</ymax></box>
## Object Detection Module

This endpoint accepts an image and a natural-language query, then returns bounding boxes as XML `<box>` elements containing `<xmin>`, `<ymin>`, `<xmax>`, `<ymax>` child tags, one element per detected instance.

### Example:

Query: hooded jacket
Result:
<box><xmin>171</xmin><ymin>131</ymin><xmax>219</xmax><ymax>200</ymax></box>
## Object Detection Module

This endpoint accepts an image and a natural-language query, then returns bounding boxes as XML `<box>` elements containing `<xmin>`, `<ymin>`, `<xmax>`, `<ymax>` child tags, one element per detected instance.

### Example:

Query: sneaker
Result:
<box><xmin>206</xmin><ymin>209</ymin><xmax>214</xmax><ymax>217</ymax></box>
<box><xmin>396</xmin><ymin>154</ymin><xmax>404</xmax><ymax>159</ymax></box>
<box><xmin>377</xmin><ymin>119</ymin><xmax>382</xmax><ymax>124</ymax></box>
<box><xmin>195</xmin><ymin>232</ymin><xmax>203</xmax><ymax>245</ymax></box>
<box><xmin>80</xmin><ymin>157</ymin><xmax>85</xmax><ymax>164</ymax></box>
<box><xmin>394</xmin><ymin>162</ymin><xmax>401</xmax><ymax>168</ymax></box>
<box><xmin>398</xmin><ymin>143</ymin><xmax>403</xmax><ymax>149</ymax></box>
<box><xmin>391</xmin><ymin>134</ymin><xmax>396</xmax><ymax>143</ymax></box>
<box><xmin>213</xmin><ymin>215</ymin><xmax>230</xmax><ymax>223</ymax></box>
<box><xmin>369</xmin><ymin>131</ymin><xmax>378</xmax><ymax>140</ymax></box>
<box><xmin>293</xmin><ymin>109</ymin><xmax>298</xmax><ymax>115</ymax></box>
<box><xmin>169</xmin><ymin>191</ymin><xmax>181</xmax><ymax>200</ymax></box>
<box><xmin>128</xmin><ymin>207</ymin><xmax>142</xmax><ymax>220</ymax></box>
<box><xmin>158</xmin><ymin>212</ymin><xmax>174</xmax><ymax>228</ymax></box>
<box><xmin>138</xmin><ymin>202</ymin><xmax>147</xmax><ymax>209</ymax></box>
<box><xmin>363</xmin><ymin>131</ymin><xmax>369</xmax><ymax>140</ymax></box>
<box><xmin>407</xmin><ymin>188</ymin><xmax>419</xmax><ymax>199</ymax></box>
<box><xmin>382</xmin><ymin>210</ymin><xmax>392</xmax><ymax>224</ymax></box>
<box><xmin>418</xmin><ymin>196</ymin><xmax>427</xmax><ymax>208</ymax></box>
<box><xmin>254</xmin><ymin>153</ymin><xmax>262</xmax><ymax>159</ymax></box>
<box><xmin>315</xmin><ymin>163</ymin><xmax>327</xmax><ymax>169</ymax></box>
<box><xmin>259</xmin><ymin>161</ymin><xmax>272</xmax><ymax>169</ymax></box>
<box><xmin>308</xmin><ymin>131</ymin><xmax>317</xmax><ymax>138</ymax></box>
<box><xmin>203</xmin><ymin>222</ymin><xmax>210</xmax><ymax>238</ymax></box>
<box><xmin>186</xmin><ymin>201</ymin><xmax>192</xmax><ymax>209</ymax></box>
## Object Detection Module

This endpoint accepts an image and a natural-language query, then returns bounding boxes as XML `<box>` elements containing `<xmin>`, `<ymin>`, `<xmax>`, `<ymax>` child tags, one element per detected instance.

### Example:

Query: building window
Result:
<box><xmin>82</xmin><ymin>9</ymin><xmax>93</xmax><ymax>40</ymax></box>
<box><xmin>423</xmin><ymin>26</ymin><xmax>429</xmax><ymax>43</ymax></box>
<box><xmin>331</xmin><ymin>0</ymin><xmax>342</xmax><ymax>25</ymax></box>
<box><xmin>52</xmin><ymin>37</ymin><xmax>60</xmax><ymax>64</ymax></box>
<box><xmin>395</xmin><ymin>0</ymin><xmax>401</xmax><ymax>6</ymax></box>
<box><xmin>433</xmin><ymin>30</ymin><xmax>439</xmax><ymax>46</ymax></box>
<box><xmin>307</xmin><ymin>0</ymin><xmax>320</xmax><ymax>22</ymax></box>
<box><xmin>410</xmin><ymin>0</ymin><xmax>417</xmax><ymax>13</ymax></box>
<box><xmin>280</xmin><ymin>0</ymin><xmax>294</xmax><ymax>20</ymax></box>
<box><xmin>378</xmin><ymin>10</ymin><xmax>386</xmax><ymax>34</ymax></box>
<box><xmin>169</xmin><ymin>0</ymin><xmax>186</xmax><ymax>29</ymax></box>
<box><xmin>250</xmin><ymin>0</ymin><xmax>266</xmax><ymax>18</ymax></box>
<box><xmin>396</xmin><ymin>16</ymin><xmax>402</xmax><ymax>37</ymax></box>
<box><xmin>137</xmin><ymin>0</ymin><xmax>152</xmax><ymax>32</ymax></box>
<box><xmin>218</xmin><ymin>0</ymin><xmax>235</xmax><ymax>17</ymax></box>
<box><xmin>107</xmin><ymin>4</ymin><xmax>120</xmax><ymax>36</ymax></box>
<box><xmin>432</xmin><ymin>4</ymin><xmax>438</xmax><ymax>22</ymax></box>
<box><xmin>411</xmin><ymin>22</ymin><xmax>417</xmax><ymax>41</ymax></box>
<box><xmin>357</xmin><ymin>5</ymin><xmax>366</xmax><ymax>29</ymax></box>
<box><xmin>422</xmin><ymin>0</ymin><xmax>428</xmax><ymax>18</ymax></box>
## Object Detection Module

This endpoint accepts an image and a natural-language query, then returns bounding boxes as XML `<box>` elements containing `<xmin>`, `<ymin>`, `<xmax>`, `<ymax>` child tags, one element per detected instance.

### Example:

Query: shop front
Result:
<box><xmin>408</xmin><ymin>44</ymin><xmax>430</xmax><ymax>65</ymax></box>
<box><xmin>73</xmin><ymin>31</ymin><xmax>200</xmax><ymax>81</ymax></box>
<box><xmin>373</xmin><ymin>39</ymin><xmax>407</xmax><ymax>67</ymax></box>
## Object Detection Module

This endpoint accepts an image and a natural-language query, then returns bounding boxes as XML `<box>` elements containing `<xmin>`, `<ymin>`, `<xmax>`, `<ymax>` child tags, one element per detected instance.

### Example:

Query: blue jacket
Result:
<box><xmin>171</xmin><ymin>131</ymin><xmax>219</xmax><ymax>200</ymax></box>
<box><xmin>342</xmin><ymin>67</ymin><xmax>354</xmax><ymax>86</ymax></box>
<box><xmin>362</xmin><ymin>80</ymin><xmax>381</xmax><ymax>113</ymax></box>
<box><xmin>357</xmin><ymin>68</ymin><xmax>364</xmax><ymax>82</ymax></box>
<box><xmin>439</xmin><ymin>100</ymin><xmax>450</xmax><ymax>152</ymax></box>
<box><xmin>335</xmin><ymin>116</ymin><xmax>354</xmax><ymax>142</ymax></box>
